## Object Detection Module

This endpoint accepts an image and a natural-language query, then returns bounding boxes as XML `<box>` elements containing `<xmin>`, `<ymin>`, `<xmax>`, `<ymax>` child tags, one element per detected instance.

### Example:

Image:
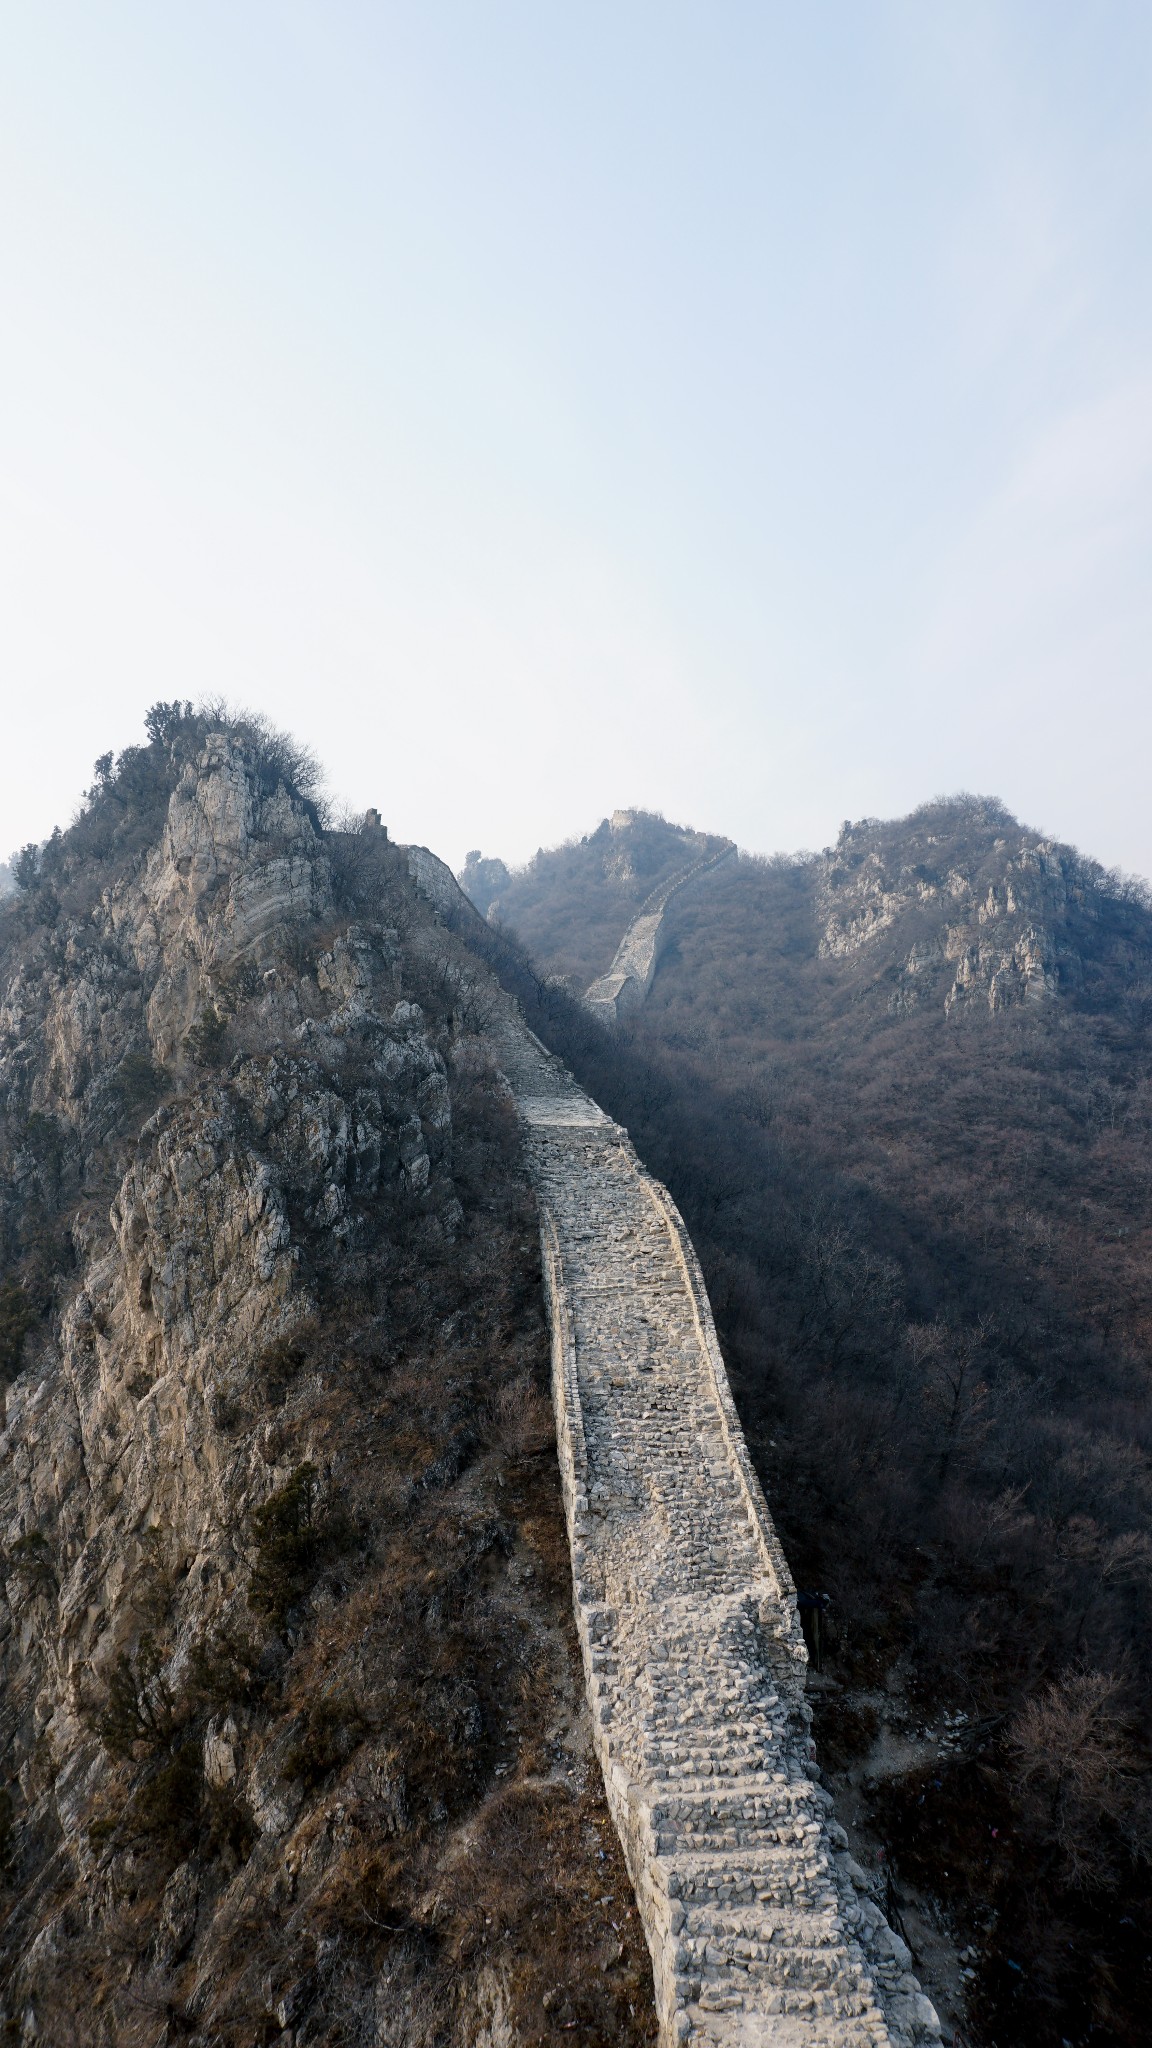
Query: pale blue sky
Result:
<box><xmin>2</xmin><ymin>3</ymin><xmax>1150</xmax><ymax>875</ymax></box>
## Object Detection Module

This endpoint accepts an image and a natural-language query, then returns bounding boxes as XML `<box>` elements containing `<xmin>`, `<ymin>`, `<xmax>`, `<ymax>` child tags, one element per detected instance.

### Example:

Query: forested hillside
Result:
<box><xmin>460</xmin><ymin>811</ymin><xmax>724</xmax><ymax>991</ymax></box>
<box><xmin>469</xmin><ymin>799</ymin><xmax>1152</xmax><ymax>2048</ymax></box>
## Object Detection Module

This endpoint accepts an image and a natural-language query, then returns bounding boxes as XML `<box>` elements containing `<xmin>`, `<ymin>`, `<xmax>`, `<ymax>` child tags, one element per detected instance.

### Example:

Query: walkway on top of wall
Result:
<box><xmin>491</xmin><ymin>1014</ymin><xmax>941</xmax><ymax>2048</ymax></box>
<box><xmin>584</xmin><ymin>842</ymin><xmax>735</xmax><ymax>1026</ymax></box>
<box><xmin>408</xmin><ymin>846</ymin><xmax>941</xmax><ymax>2048</ymax></box>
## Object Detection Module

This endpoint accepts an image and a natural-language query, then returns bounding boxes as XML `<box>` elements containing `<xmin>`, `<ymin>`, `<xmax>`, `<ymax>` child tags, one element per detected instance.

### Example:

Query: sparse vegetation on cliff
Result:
<box><xmin>0</xmin><ymin>712</ymin><xmax>657</xmax><ymax>2047</ymax></box>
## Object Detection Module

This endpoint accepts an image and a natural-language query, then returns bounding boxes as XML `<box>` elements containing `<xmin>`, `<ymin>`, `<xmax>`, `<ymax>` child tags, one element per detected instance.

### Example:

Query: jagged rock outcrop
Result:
<box><xmin>458</xmin><ymin>852</ymin><xmax>511</xmax><ymax>924</ymax></box>
<box><xmin>0</xmin><ymin>736</ymin><xmax>332</xmax><ymax>1142</ymax></box>
<box><xmin>0</xmin><ymin>728</ymin><xmax>656</xmax><ymax>2046</ymax></box>
<box><xmin>815</xmin><ymin>803</ymin><xmax>1142</xmax><ymax>1015</ymax></box>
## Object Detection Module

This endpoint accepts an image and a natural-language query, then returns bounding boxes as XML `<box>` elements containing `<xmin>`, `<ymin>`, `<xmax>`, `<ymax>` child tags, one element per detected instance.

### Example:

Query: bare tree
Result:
<box><xmin>1008</xmin><ymin>1671</ymin><xmax>1146</xmax><ymax>1888</ymax></box>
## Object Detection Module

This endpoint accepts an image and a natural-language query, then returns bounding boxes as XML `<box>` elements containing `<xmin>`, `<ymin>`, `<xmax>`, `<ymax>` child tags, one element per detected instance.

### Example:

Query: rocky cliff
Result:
<box><xmin>815</xmin><ymin>798</ymin><xmax>1150</xmax><ymax>1018</ymax></box>
<box><xmin>0</xmin><ymin>721</ymin><xmax>656</xmax><ymax>2046</ymax></box>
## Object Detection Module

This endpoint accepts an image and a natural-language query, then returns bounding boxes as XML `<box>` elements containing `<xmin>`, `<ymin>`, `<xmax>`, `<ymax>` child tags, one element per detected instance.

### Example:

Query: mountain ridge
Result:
<box><xmin>461</xmin><ymin>798</ymin><xmax>1152</xmax><ymax>2048</ymax></box>
<box><xmin>0</xmin><ymin>714</ymin><xmax>659</xmax><ymax>2046</ymax></box>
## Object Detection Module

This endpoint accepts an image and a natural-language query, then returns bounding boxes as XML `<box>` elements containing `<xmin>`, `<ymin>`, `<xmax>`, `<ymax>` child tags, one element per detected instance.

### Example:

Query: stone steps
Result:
<box><xmin>472</xmin><ymin>1001</ymin><xmax>940</xmax><ymax>2048</ymax></box>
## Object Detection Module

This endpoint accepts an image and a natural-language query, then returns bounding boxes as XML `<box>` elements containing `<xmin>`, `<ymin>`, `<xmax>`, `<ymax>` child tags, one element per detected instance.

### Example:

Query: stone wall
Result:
<box><xmin>410</xmin><ymin>849</ymin><xmax>943</xmax><ymax>2048</ymax></box>
<box><xmin>585</xmin><ymin>844</ymin><xmax>735</xmax><ymax>1025</ymax></box>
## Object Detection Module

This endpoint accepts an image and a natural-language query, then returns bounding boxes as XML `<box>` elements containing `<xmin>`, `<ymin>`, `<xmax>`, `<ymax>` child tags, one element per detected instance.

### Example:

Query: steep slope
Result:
<box><xmin>469</xmin><ymin>799</ymin><xmax>1152</xmax><ymax>2048</ymax></box>
<box><xmin>460</xmin><ymin>812</ymin><xmax>729</xmax><ymax>992</ymax></box>
<box><xmin>0</xmin><ymin>718</ymin><xmax>657</xmax><ymax>2046</ymax></box>
<box><xmin>583</xmin><ymin>844</ymin><xmax>735</xmax><ymax>1027</ymax></box>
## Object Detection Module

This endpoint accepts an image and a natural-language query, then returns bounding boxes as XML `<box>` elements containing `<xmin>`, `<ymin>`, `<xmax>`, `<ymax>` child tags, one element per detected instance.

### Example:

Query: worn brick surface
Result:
<box><xmin>405</xmin><ymin>847</ymin><xmax>941</xmax><ymax>2048</ymax></box>
<box><xmin>492</xmin><ymin>1015</ymin><xmax>941</xmax><ymax>2048</ymax></box>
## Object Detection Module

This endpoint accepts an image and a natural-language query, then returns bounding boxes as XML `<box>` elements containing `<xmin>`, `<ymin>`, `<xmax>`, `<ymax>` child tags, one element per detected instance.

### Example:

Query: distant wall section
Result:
<box><xmin>584</xmin><ymin>843</ymin><xmax>736</xmax><ymax>1025</ymax></box>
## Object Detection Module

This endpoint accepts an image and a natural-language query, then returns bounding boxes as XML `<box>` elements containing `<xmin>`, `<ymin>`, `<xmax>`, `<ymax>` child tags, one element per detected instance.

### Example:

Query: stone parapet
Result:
<box><xmin>491</xmin><ymin>1016</ymin><xmax>940</xmax><ymax>2048</ymax></box>
<box><xmin>405</xmin><ymin>847</ymin><xmax>941</xmax><ymax>2048</ymax></box>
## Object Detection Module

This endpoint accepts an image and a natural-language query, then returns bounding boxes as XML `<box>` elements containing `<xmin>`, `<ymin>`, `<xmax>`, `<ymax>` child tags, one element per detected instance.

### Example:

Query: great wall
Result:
<box><xmin>413</xmin><ymin>851</ymin><xmax>942</xmax><ymax>2048</ymax></box>
<box><xmin>584</xmin><ymin>841</ymin><xmax>736</xmax><ymax>1025</ymax></box>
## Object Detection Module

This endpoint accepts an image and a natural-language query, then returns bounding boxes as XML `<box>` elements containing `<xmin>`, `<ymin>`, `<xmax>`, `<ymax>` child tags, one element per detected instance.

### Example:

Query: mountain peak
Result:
<box><xmin>814</xmin><ymin>797</ymin><xmax>1151</xmax><ymax>1016</ymax></box>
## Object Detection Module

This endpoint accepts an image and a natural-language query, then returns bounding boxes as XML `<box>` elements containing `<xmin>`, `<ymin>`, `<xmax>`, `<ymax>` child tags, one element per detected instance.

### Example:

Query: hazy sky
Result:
<box><xmin>2</xmin><ymin>3</ymin><xmax>1150</xmax><ymax>877</ymax></box>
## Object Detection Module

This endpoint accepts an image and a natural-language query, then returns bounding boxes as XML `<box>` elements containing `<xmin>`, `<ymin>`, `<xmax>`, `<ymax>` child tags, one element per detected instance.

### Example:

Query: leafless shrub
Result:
<box><xmin>1007</xmin><ymin>1671</ymin><xmax>1148</xmax><ymax>1888</ymax></box>
<box><xmin>484</xmin><ymin>1375</ymin><xmax>554</xmax><ymax>1460</ymax></box>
